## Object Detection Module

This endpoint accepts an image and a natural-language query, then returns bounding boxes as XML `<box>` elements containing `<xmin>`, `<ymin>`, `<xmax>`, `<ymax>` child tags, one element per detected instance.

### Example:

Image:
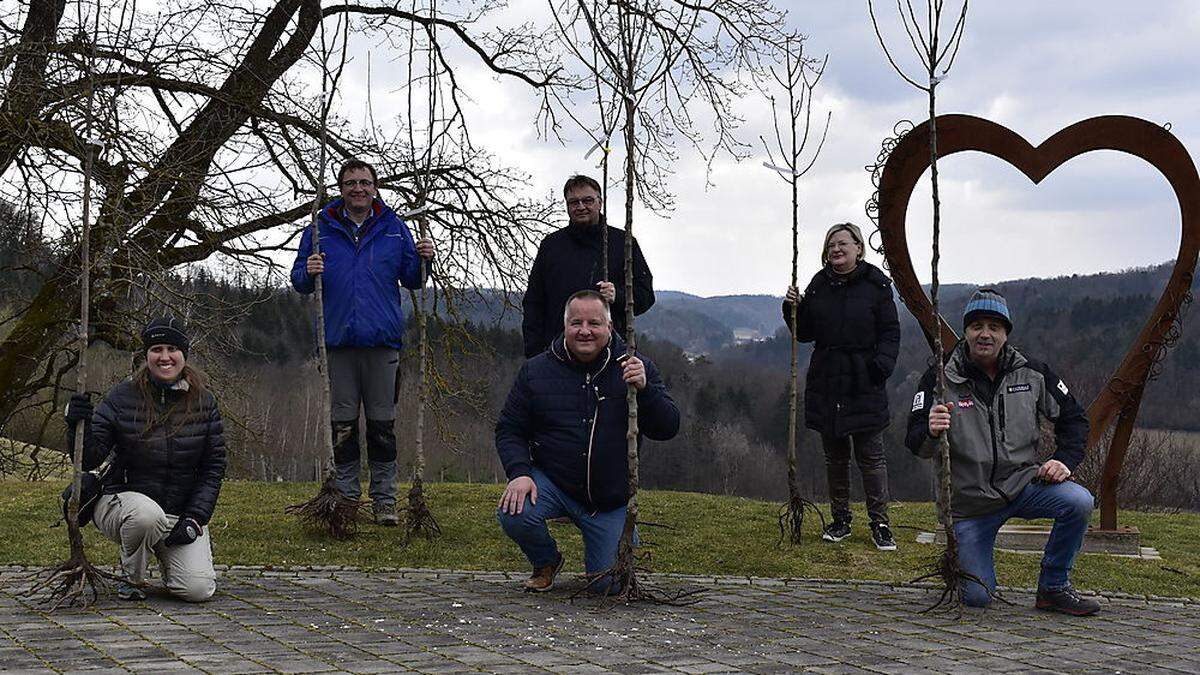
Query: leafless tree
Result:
<box><xmin>759</xmin><ymin>33</ymin><xmax>830</xmax><ymax>545</ymax></box>
<box><xmin>868</xmin><ymin>0</ymin><xmax>980</xmax><ymax>610</ymax></box>
<box><xmin>0</xmin><ymin>0</ymin><xmax>562</xmax><ymax>452</ymax></box>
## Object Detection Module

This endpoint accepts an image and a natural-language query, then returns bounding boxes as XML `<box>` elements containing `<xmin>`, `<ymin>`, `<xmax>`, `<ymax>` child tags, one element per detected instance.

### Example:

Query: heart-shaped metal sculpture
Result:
<box><xmin>876</xmin><ymin>114</ymin><xmax>1200</xmax><ymax>529</ymax></box>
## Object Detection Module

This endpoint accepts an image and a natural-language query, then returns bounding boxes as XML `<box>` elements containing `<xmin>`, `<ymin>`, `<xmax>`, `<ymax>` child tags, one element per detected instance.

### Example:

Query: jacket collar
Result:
<box><xmin>550</xmin><ymin>330</ymin><xmax>624</xmax><ymax>375</ymax></box>
<box><xmin>321</xmin><ymin>197</ymin><xmax>390</xmax><ymax>242</ymax></box>
<box><xmin>820</xmin><ymin>260</ymin><xmax>874</xmax><ymax>286</ymax></box>
<box><xmin>565</xmin><ymin>220</ymin><xmax>605</xmax><ymax>244</ymax></box>
<box><xmin>946</xmin><ymin>340</ymin><xmax>1025</xmax><ymax>384</ymax></box>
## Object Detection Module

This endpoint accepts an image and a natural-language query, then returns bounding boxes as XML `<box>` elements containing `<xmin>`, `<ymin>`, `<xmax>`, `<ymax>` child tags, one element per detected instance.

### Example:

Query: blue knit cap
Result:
<box><xmin>962</xmin><ymin>288</ymin><xmax>1012</xmax><ymax>334</ymax></box>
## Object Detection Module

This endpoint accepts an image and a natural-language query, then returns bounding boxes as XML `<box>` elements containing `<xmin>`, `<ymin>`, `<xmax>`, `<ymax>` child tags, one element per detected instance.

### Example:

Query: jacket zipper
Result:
<box><xmin>585</xmin><ymin>371</ymin><xmax>595</xmax><ymax>505</ymax></box>
<box><xmin>983</xmin><ymin>370</ymin><xmax>1010</xmax><ymax>504</ymax></box>
<box><xmin>986</xmin><ymin>407</ymin><xmax>1008</xmax><ymax>503</ymax></box>
<box><xmin>998</xmin><ymin>393</ymin><xmax>1007</xmax><ymax>446</ymax></box>
<box><xmin>582</xmin><ymin>348</ymin><xmax>613</xmax><ymax>508</ymax></box>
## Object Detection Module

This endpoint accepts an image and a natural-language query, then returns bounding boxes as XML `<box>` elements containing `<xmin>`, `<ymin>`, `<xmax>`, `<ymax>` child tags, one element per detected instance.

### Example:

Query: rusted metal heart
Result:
<box><xmin>876</xmin><ymin>114</ymin><xmax>1200</xmax><ymax>528</ymax></box>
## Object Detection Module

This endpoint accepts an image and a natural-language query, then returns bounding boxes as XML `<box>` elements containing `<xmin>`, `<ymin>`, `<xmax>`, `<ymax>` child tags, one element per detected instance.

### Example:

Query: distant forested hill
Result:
<box><xmin>3</xmin><ymin>235</ymin><xmax>1196</xmax><ymax>505</ymax></box>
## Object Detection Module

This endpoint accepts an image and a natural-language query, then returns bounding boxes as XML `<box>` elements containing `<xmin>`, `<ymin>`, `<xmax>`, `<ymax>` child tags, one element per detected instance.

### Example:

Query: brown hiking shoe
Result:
<box><xmin>523</xmin><ymin>553</ymin><xmax>564</xmax><ymax>592</ymax></box>
<box><xmin>373</xmin><ymin>501</ymin><xmax>399</xmax><ymax>526</ymax></box>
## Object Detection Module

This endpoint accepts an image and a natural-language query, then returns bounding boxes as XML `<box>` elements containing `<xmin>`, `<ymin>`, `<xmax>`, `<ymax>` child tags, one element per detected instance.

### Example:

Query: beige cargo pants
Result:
<box><xmin>93</xmin><ymin>491</ymin><xmax>216</xmax><ymax>602</ymax></box>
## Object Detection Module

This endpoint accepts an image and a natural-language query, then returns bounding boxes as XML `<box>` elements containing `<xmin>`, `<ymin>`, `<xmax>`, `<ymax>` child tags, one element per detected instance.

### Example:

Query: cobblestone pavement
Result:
<box><xmin>2</xmin><ymin>566</ymin><xmax>1198</xmax><ymax>674</ymax></box>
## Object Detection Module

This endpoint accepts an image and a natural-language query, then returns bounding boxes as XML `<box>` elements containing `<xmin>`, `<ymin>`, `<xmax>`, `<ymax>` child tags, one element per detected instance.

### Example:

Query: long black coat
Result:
<box><xmin>521</xmin><ymin>222</ymin><xmax>655</xmax><ymax>358</ymax></box>
<box><xmin>783</xmin><ymin>262</ymin><xmax>901</xmax><ymax>437</ymax></box>
<box><xmin>495</xmin><ymin>332</ymin><xmax>679</xmax><ymax>512</ymax></box>
<box><xmin>77</xmin><ymin>379</ymin><xmax>227</xmax><ymax>524</ymax></box>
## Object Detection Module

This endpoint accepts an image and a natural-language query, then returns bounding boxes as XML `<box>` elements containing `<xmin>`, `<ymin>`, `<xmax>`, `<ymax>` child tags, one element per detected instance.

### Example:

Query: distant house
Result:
<box><xmin>732</xmin><ymin>328</ymin><xmax>765</xmax><ymax>345</ymax></box>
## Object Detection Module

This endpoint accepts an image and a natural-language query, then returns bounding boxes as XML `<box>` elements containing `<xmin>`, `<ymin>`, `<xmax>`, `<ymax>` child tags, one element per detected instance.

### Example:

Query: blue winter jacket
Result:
<box><xmin>495</xmin><ymin>333</ymin><xmax>680</xmax><ymax>512</ymax></box>
<box><xmin>290</xmin><ymin>198</ymin><xmax>423</xmax><ymax>349</ymax></box>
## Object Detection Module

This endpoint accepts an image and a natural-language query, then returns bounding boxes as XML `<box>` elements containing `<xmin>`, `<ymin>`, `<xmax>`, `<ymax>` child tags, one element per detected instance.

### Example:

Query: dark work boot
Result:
<box><xmin>1036</xmin><ymin>585</ymin><xmax>1101</xmax><ymax>616</ymax></box>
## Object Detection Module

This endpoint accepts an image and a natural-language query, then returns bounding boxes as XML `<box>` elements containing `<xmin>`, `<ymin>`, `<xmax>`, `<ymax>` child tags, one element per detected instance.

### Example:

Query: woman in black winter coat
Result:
<box><xmin>783</xmin><ymin>223</ymin><xmax>900</xmax><ymax>550</ymax></box>
<box><xmin>65</xmin><ymin>317</ymin><xmax>226</xmax><ymax>601</ymax></box>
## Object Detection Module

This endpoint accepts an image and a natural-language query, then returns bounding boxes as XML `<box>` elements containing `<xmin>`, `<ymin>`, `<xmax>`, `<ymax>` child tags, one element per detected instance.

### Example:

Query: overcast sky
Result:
<box><xmin>427</xmin><ymin>1</ymin><xmax>1200</xmax><ymax>297</ymax></box>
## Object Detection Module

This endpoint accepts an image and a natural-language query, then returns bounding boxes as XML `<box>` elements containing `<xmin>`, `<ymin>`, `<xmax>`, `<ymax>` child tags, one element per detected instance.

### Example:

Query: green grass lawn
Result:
<box><xmin>2</xmin><ymin>480</ymin><xmax>1197</xmax><ymax>598</ymax></box>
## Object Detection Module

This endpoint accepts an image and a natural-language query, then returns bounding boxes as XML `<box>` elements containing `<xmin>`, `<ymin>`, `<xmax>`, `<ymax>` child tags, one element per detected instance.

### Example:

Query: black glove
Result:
<box><xmin>64</xmin><ymin>393</ymin><xmax>93</xmax><ymax>428</ymax></box>
<box><xmin>164</xmin><ymin>516</ymin><xmax>202</xmax><ymax>547</ymax></box>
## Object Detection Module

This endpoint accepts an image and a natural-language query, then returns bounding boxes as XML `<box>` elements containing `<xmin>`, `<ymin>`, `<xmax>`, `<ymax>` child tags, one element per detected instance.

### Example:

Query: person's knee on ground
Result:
<box><xmin>961</xmin><ymin>576</ymin><xmax>994</xmax><ymax>608</ymax></box>
<box><xmin>167</xmin><ymin>573</ymin><xmax>216</xmax><ymax>603</ymax></box>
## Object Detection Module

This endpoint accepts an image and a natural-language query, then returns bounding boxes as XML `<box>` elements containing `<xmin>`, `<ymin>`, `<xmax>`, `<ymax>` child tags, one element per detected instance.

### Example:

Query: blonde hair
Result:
<box><xmin>821</xmin><ymin>222</ymin><xmax>866</xmax><ymax>266</ymax></box>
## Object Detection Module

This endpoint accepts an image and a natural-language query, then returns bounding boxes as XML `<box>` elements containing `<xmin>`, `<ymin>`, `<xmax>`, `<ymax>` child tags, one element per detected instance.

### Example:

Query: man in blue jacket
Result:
<box><xmin>496</xmin><ymin>289</ymin><xmax>680</xmax><ymax>592</ymax></box>
<box><xmin>291</xmin><ymin>159</ymin><xmax>435</xmax><ymax>525</ymax></box>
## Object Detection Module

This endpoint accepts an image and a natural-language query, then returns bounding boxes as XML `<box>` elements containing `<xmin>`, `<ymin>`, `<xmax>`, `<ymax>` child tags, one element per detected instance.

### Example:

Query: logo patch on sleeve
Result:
<box><xmin>1006</xmin><ymin>383</ymin><xmax>1032</xmax><ymax>394</ymax></box>
<box><xmin>957</xmin><ymin>398</ymin><xmax>975</xmax><ymax>409</ymax></box>
<box><xmin>1057</xmin><ymin>380</ymin><xmax>1070</xmax><ymax>396</ymax></box>
<box><xmin>911</xmin><ymin>391</ymin><xmax>925</xmax><ymax>412</ymax></box>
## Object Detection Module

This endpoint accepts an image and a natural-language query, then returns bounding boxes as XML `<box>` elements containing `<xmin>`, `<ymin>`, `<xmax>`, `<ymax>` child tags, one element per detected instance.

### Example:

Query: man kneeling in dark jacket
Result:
<box><xmin>496</xmin><ymin>289</ymin><xmax>680</xmax><ymax>592</ymax></box>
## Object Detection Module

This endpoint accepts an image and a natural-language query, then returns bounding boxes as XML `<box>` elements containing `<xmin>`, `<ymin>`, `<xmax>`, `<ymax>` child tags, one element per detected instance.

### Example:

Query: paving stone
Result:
<box><xmin>3</xmin><ymin>567</ymin><xmax>1198</xmax><ymax>674</ymax></box>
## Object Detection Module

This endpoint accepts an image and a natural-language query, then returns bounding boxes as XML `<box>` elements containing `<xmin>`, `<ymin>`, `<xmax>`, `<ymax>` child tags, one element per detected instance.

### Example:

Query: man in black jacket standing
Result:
<box><xmin>497</xmin><ymin>290</ymin><xmax>680</xmax><ymax>592</ymax></box>
<box><xmin>521</xmin><ymin>175</ymin><xmax>655</xmax><ymax>358</ymax></box>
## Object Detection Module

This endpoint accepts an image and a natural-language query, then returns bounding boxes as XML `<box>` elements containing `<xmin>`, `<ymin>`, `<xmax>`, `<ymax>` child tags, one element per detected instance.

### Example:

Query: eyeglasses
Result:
<box><xmin>566</xmin><ymin>196</ymin><xmax>597</xmax><ymax>208</ymax></box>
<box><xmin>341</xmin><ymin>179</ymin><xmax>375</xmax><ymax>188</ymax></box>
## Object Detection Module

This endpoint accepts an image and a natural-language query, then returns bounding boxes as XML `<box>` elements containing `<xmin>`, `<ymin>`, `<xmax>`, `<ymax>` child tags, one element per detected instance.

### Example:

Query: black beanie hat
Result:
<box><xmin>141</xmin><ymin>317</ymin><xmax>190</xmax><ymax>358</ymax></box>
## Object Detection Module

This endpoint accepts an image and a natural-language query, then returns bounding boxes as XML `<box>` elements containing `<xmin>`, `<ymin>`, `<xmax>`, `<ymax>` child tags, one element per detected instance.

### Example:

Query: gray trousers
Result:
<box><xmin>327</xmin><ymin>346</ymin><xmax>400</xmax><ymax>503</ymax></box>
<box><xmin>821</xmin><ymin>430</ymin><xmax>890</xmax><ymax>525</ymax></box>
<box><xmin>93</xmin><ymin>492</ymin><xmax>216</xmax><ymax>602</ymax></box>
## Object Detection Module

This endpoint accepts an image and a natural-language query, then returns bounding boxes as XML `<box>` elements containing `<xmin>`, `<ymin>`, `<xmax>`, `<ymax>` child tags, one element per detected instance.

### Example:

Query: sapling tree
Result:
<box><xmin>547</xmin><ymin>0</ymin><xmax>790</xmax><ymax>602</ymax></box>
<box><xmin>285</xmin><ymin>10</ymin><xmax>366</xmax><ymax>539</ymax></box>
<box><xmin>759</xmin><ymin>33</ymin><xmax>831</xmax><ymax>545</ymax></box>
<box><xmin>26</xmin><ymin>0</ymin><xmax>119</xmax><ymax>608</ymax></box>
<box><xmin>867</xmin><ymin>0</ymin><xmax>987</xmax><ymax>610</ymax></box>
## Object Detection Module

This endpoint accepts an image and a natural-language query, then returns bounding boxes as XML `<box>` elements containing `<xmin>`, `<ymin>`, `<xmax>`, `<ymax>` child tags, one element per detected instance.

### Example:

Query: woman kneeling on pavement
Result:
<box><xmin>65</xmin><ymin>317</ymin><xmax>227</xmax><ymax>601</ymax></box>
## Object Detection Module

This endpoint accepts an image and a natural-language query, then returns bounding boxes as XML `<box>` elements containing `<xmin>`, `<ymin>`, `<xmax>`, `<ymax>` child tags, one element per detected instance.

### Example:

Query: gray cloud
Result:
<box><xmin>364</xmin><ymin>1</ymin><xmax>1200</xmax><ymax>296</ymax></box>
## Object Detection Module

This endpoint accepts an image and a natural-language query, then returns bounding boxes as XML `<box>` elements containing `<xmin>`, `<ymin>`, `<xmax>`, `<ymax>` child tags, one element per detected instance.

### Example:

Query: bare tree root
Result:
<box><xmin>286</xmin><ymin>474</ymin><xmax>367</xmax><ymax>540</ymax></box>
<box><xmin>402</xmin><ymin>478</ymin><xmax>441</xmax><ymax>545</ymax></box>
<box><xmin>911</xmin><ymin>542</ymin><xmax>1007</xmax><ymax>612</ymax></box>
<box><xmin>777</xmin><ymin>493</ymin><xmax>827</xmax><ymax>547</ymax></box>
<box><xmin>569</xmin><ymin>541</ymin><xmax>705</xmax><ymax>607</ymax></box>
<box><xmin>24</xmin><ymin>551</ymin><xmax>119</xmax><ymax>610</ymax></box>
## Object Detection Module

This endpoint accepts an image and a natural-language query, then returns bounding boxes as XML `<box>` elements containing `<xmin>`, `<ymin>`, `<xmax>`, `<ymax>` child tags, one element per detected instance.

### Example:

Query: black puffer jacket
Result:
<box><xmin>496</xmin><ymin>333</ymin><xmax>679</xmax><ymax>512</ymax></box>
<box><xmin>77</xmin><ymin>379</ymin><xmax>227</xmax><ymax>524</ymax></box>
<box><xmin>522</xmin><ymin>222</ymin><xmax>655</xmax><ymax>358</ymax></box>
<box><xmin>783</xmin><ymin>262</ymin><xmax>901</xmax><ymax>437</ymax></box>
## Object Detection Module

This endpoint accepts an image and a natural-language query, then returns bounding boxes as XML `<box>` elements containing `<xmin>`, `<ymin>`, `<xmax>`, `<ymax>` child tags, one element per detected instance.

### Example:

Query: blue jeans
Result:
<box><xmin>954</xmin><ymin>480</ymin><xmax>1094</xmax><ymax>607</ymax></box>
<box><xmin>497</xmin><ymin>468</ymin><xmax>634</xmax><ymax>579</ymax></box>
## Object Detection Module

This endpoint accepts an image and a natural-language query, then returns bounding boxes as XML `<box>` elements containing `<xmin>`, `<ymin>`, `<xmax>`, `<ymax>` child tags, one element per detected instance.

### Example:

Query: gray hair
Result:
<box><xmin>563</xmin><ymin>289</ymin><xmax>611</xmax><ymax>323</ymax></box>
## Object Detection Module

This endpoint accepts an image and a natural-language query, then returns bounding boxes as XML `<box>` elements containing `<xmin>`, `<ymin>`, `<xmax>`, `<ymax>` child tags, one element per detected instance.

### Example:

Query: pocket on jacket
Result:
<box><xmin>849</xmin><ymin>353</ymin><xmax>872</xmax><ymax>392</ymax></box>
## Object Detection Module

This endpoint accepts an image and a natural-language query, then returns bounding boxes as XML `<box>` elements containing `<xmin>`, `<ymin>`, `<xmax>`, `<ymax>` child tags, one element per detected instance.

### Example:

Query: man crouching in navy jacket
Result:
<box><xmin>496</xmin><ymin>289</ymin><xmax>680</xmax><ymax>592</ymax></box>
